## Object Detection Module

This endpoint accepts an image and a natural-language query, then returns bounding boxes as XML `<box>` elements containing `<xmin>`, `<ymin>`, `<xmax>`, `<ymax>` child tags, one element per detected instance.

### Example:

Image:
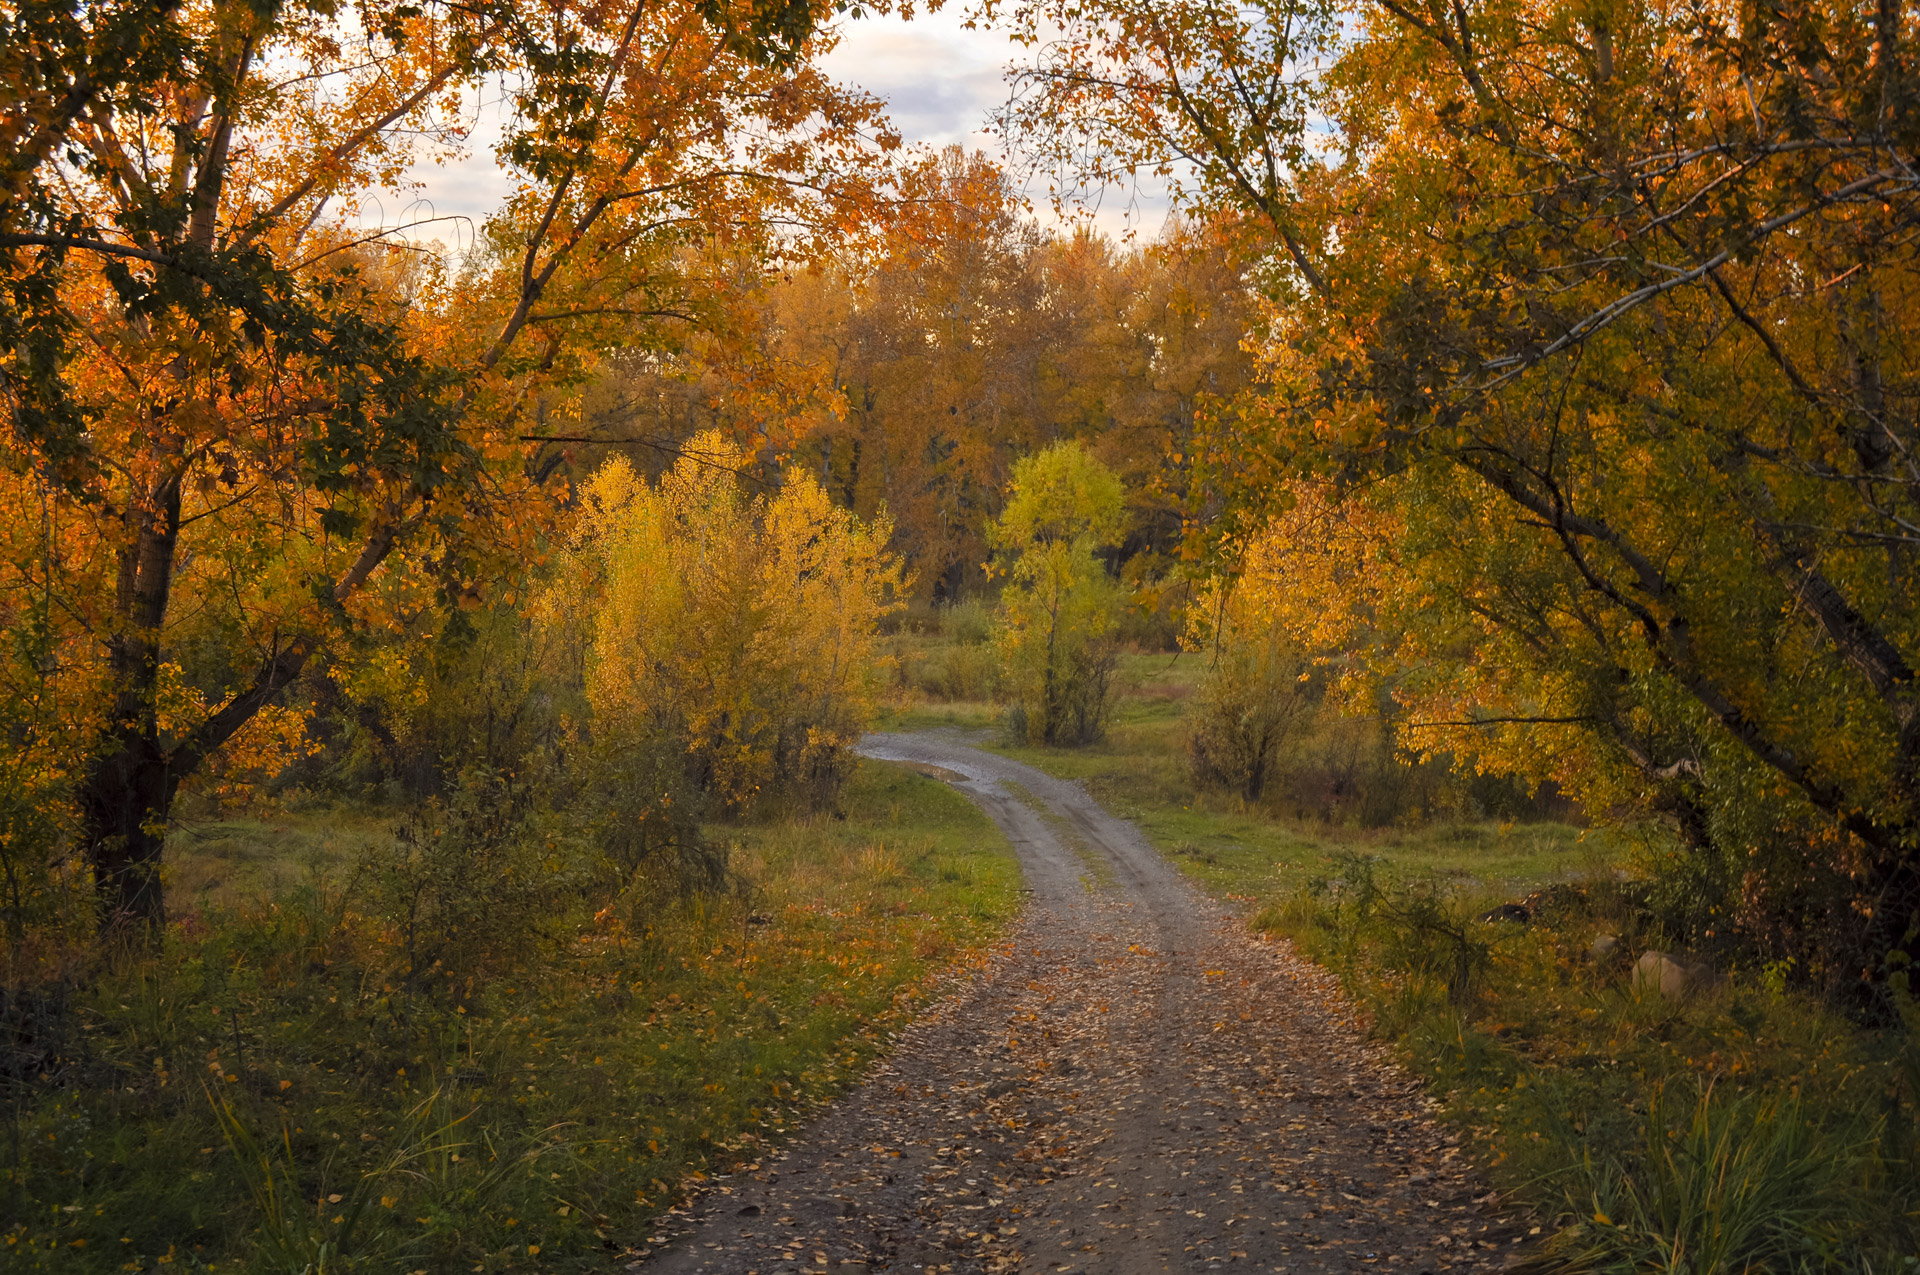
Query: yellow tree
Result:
<box><xmin>991</xmin><ymin>440</ymin><xmax>1129</xmax><ymax>744</ymax></box>
<box><xmin>0</xmin><ymin>0</ymin><xmax>900</xmax><ymax>929</ymax></box>
<box><xmin>1180</xmin><ymin>487</ymin><xmax>1382</xmax><ymax>799</ymax></box>
<box><xmin>573</xmin><ymin>434</ymin><xmax>903</xmax><ymax>814</ymax></box>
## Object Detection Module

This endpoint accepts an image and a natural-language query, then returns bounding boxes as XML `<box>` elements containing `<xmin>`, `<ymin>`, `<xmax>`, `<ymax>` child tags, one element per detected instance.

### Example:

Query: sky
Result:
<box><xmin>823</xmin><ymin>7</ymin><xmax>1013</xmax><ymax>158</ymax></box>
<box><xmin>825</xmin><ymin>7</ymin><xmax>1173</xmax><ymax>238</ymax></box>
<box><xmin>378</xmin><ymin>7</ymin><xmax>1170</xmax><ymax>255</ymax></box>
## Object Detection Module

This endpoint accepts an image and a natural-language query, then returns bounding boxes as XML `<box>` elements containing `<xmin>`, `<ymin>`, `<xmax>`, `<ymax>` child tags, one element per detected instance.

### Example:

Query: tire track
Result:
<box><xmin>627</xmin><ymin>733</ymin><xmax>1519</xmax><ymax>1275</ymax></box>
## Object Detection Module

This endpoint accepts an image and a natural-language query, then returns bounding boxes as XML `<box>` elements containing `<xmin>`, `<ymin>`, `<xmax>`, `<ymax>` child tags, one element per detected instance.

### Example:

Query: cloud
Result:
<box><xmin>348</xmin><ymin>87</ymin><xmax>514</xmax><ymax>258</ymax></box>
<box><xmin>826</xmin><ymin>9</ymin><xmax>1173</xmax><ymax>239</ymax></box>
<box><xmin>821</xmin><ymin>13</ymin><xmax>1011</xmax><ymax>149</ymax></box>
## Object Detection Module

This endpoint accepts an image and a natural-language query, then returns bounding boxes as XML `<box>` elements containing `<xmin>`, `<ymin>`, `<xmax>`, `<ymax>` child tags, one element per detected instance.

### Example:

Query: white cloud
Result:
<box><xmin>820</xmin><ymin>10</ymin><xmax>1009</xmax><ymax>151</ymax></box>
<box><xmin>347</xmin><ymin>84</ymin><xmax>514</xmax><ymax>258</ymax></box>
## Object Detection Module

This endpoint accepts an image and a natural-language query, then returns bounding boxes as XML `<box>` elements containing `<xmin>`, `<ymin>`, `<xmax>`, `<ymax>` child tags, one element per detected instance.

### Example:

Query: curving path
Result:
<box><xmin>629</xmin><ymin>733</ymin><xmax>1519</xmax><ymax>1275</ymax></box>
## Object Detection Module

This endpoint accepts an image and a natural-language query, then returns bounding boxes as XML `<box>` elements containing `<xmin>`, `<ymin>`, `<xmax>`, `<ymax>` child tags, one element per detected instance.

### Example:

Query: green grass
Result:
<box><xmin>3</xmin><ymin>760</ymin><xmax>1019</xmax><ymax>1273</ymax></box>
<box><xmin>960</xmin><ymin>649</ymin><xmax>1609</xmax><ymax>904</ymax></box>
<box><xmin>875</xmin><ymin>701</ymin><xmax>997</xmax><ymax>734</ymax></box>
<box><xmin>163</xmin><ymin>813</ymin><xmax>389</xmax><ymax>916</ymax></box>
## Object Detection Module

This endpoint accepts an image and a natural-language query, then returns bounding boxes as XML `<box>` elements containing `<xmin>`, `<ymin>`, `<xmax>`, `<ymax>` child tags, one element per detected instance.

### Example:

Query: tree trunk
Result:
<box><xmin>80</xmin><ymin>732</ymin><xmax>178</xmax><ymax>933</ymax></box>
<box><xmin>1860</xmin><ymin>856</ymin><xmax>1920</xmax><ymax>1017</ymax></box>
<box><xmin>82</xmin><ymin>472</ymin><xmax>183</xmax><ymax>935</ymax></box>
<box><xmin>1244</xmin><ymin>725</ymin><xmax>1271</xmax><ymax>803</ymax></box>
<box><xmin>1041</xmin><ymin>596</ymin><xmax>1061</xmax><ymax>745</ymax></box>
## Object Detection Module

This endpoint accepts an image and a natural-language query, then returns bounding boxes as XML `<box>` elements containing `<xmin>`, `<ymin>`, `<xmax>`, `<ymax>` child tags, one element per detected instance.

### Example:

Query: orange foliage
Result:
<box><xmin>1</xmin><ymin>0</ymin><xmax>904</xmax><ymax>923</ymax></box>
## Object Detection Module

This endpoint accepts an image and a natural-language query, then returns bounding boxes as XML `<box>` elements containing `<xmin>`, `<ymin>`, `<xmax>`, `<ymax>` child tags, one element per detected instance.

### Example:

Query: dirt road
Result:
<box><xmin>633</xmin><ymin>734</ymin><xmax>1518</xmax><ymax>1275</ymax></box>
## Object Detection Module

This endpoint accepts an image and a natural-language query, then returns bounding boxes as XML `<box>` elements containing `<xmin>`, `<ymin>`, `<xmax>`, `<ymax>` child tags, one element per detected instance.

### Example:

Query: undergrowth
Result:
<box><xmin>2</xmin><ymin>761</ymin><xmax>1018</xmax><ymax>1273</ymax></box>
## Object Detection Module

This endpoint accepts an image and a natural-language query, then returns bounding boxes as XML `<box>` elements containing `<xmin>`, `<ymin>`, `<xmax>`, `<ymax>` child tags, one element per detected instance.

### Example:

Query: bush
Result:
<box><xmin>359</xmin><ymin>766</ymin><xmax>587</xmax><ymax>989</ymax></box>
<box><xmin>584</xmin><ymin>728</ymin><xmax>726</xmax><ymax>901</ymax></box>
<box><xmin>307</xmin><ymin>591</ymin><xmax>586</xmax><ymax>805</ymax></box>
<box><xmin>941</xmin><ymin>598</ymin><xmax>994</xmax><ymax>645</ymax></box>
<box><xmin>0</xmin><ymin>631</ymin><xmax>91</xmax><ymax>941</ymax></box>
<box><xmin>1184</xmin><ymin>580</ymin><xmax>1315</xmax><ymax>801</ymax></box>
<box><xmin>0</xmin><ymin>783</ymin><xmax>82</xmax><ymax>944</ymax></box>
<box><xmin>920</xmin><ymin>642</ymin><xmax>999</xmax><ymax>702</ymax></box>
<box><xmin>1301</xmin><ymin>851</ymin><xmax>1497</xmax><ymax>1008</ymax></box>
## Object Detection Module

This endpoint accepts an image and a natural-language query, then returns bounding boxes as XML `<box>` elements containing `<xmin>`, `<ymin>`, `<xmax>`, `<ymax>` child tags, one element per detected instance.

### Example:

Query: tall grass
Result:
<box><xmin>1539</xmin><ymin>1082</ymin><xmax>1862</xmax><ymax>1274</ymax></box>
<box><xmin>1259</xmin><ymin>856</ymin><xmax>1920</xmax><ymax>1272</ymax></box>
<box><xmin>1</xmin><ymin>762</ymin><xmax>1018</xmax><ymax>1273</ymax></box>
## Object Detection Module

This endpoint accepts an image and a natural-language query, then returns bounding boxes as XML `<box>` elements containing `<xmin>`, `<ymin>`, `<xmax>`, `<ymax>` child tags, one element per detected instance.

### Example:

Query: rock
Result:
<box><xmin>1634</xmin><ymin>950</ymin><xmax>1688</xmax><ymax>996</ymax></box>
<box><xmin>1633</xmin><ymin>950</ymin><xmax>1713</xmax><ymax>998</ymax></box>
<box><xmin>1588</xmin><ymin>934</ymin><xmax>1620</xmax><ymax>961</ymax></box>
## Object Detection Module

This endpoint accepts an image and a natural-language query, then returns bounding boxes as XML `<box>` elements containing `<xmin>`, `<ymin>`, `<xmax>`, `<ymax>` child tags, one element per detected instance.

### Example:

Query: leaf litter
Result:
<box><xmin>632</xmin><ymin>735</ymin><xmax>1523</xmax><ymax>1274</ymax></box>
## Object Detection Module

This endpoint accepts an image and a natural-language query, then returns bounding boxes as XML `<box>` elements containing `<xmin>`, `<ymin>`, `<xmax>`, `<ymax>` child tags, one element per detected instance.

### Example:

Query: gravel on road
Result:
<box><xmin>627</xmin><ymin>733</ymin><xmax>1522</xmax><ymax>1275</ymax></box>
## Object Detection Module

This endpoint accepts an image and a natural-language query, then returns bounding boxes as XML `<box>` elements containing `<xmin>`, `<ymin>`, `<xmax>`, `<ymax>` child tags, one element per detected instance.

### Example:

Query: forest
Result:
<box><xmin>2</xmin><ymin>0</ymin><xmax>1918</xmax><ymax>1269</ymax></box>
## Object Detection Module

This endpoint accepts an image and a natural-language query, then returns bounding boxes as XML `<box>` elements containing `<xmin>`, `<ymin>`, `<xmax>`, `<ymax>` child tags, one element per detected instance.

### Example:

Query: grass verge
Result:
<box><xmin>2</xmin><ymin>760</ymin><xmax>1018</xmax><ymax>1273</ymax></box>
<box><xmin>900</xmin><ymin>642</ymin><xmax>1920</xmax><ymax>1270</ymax></box>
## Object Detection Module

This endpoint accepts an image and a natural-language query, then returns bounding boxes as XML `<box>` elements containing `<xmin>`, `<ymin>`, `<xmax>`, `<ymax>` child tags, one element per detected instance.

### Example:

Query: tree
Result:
<box><xmin>571</xmin><ymin>433</ymin><xmax>903</xmax><ymax>815</ymax></box>
<box><xmin>999</xmin><ymin>0</ymin><xmax>1920</xmax><ymax>992</ymax></box>
<box><xmin>1024</xmin><ymin>220</ymin><xmax>1261</xmax><ymax>581</ymax></box>
<box><xmin>991</xmin><ymin>440</ymin><xmax>1128</xmax><ymax>745</ymax></box>
<box><xmin>0</xmin><ymin>0</ymin><xmax>898</xmax><ymax>931</ymax></box>
<box><xmin>569</xmin><ymin>154</ymin><xmax>1257</xmax><ymax>603</ymax></box>
<box><xmin>1183</xmin><ymin>533</ymin><xmax>1322</xmax><ymax>802</ymax></box>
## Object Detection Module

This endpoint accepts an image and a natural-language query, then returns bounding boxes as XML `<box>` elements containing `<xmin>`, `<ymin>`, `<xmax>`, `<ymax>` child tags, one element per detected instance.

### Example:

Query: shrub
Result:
<box><xmin>1183</xmin><ymin>576</ymin><xmax>1315</xmax><ymax>800</ymax></box>
<box><xmin>941</xmin><ymin>598</ymin><xmax>994</xmax><ymax>645</ymax></box>
<box><xmin>310</xmin><ymin>595</ymin><xmax>586</xmax><ymax>804</ymax></box>
<box><xmin>583</xmin><ymin>727</ymin><xmax>725</xmax><ymax>901</ymax></box>
<box><xmin>0</xmin><ymin>624</ymin><xmax>94</xmax><ymax>942</ymax></box>
<box><xmin>1301</xmin><ymin>850</ymin><xmax>1497</xmax><ymax>1008</ymax></box>
<box><xmin>0</xmin><ymin>782</ymin><xmax>81</xmax><ymax>945</ymax></box>
<box><xmin>918</xmin><ymin>642</ymin><xmax>999</xmax><ymax>702</ymax></box>
<box><xmin>358</xmin><ymin>766</ymin><xmax>586</xmax><ymax>988</ymax></box>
